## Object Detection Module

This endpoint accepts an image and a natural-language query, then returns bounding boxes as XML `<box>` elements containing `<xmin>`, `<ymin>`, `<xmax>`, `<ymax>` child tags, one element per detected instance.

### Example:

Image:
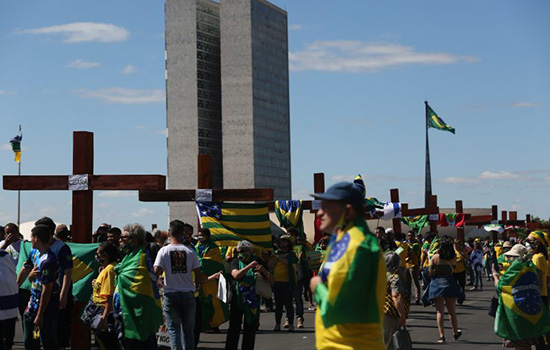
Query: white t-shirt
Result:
<box><xmin>154</xmin><ymin>244</ymin><xmax>200</xmax><ymax>293</ymax></box>
<box><xmin>0</xmin><ymin>239</ymin><xmax>21</xmax><ymax>266</ymax></box>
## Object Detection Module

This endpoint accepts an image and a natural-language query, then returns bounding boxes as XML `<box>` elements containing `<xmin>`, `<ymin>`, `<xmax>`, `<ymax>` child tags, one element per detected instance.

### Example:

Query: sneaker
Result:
<box><xmin>283</xmin><ymin>319</ymin><xmax>289</xmax><ymax>329</ymax></box>
<box><xmin>469</xmin><ymin>286</ymin><xmax>477</xmax><ymax>291</ymax></box>
<box><xmin>288</xmin><ymin>324</ymin><xmax>294</xmax><ymax>332</ymax></box>
<box><xmin>453</xmin><ymin>330</ymin><xmax>462</xmax><ymax>341</ymax></box>
<box><xmin>437</xmin><ymin>336</ymin><xmax>446</xmax><ymax>344</ymax></box>
<box><xmin>308</xmin><ymin>306</ymin><xmax>317</xmax><ymax>311</ymax></box>
<box><xmin>273</xmin><ymin>324</ymin><xmax>281</xmax><ymax>332</ymax></box>
<box><xmin>297</xmin><ymin>317</ymin><xmax>304</xmax><ymax>328</ymax></box>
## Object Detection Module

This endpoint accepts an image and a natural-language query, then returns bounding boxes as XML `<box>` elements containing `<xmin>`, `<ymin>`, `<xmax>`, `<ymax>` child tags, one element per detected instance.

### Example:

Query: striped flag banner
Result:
<box><xmin>196</xmin><ymin>202</ymin><xmax>272</xmax><ymax>250</ymax></box>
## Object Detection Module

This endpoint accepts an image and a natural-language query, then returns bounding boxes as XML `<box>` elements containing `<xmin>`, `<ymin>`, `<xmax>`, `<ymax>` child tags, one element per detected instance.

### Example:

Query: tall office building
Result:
<box><xmin>166</xmin><ymin>0</ymin><xmax>290</xmax><ymax>223</ymax></box>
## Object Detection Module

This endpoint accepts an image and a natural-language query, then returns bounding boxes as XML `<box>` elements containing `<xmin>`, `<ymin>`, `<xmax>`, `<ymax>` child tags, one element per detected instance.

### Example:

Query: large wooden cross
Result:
<box><xmin>3</xmin><ymin>131</ymin><xmax>166</xmax><ymax>242</ymax></box>
<box><xmin>3</xmin><ymin>131</ymin><xmax>166</xmax><ymax>350</ymax></box>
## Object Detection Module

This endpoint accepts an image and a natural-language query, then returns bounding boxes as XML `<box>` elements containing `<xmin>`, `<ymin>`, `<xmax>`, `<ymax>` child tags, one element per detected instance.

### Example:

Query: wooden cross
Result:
<box><xmin>3</xmin><ymin>131</ymin><xmax>166</xmax><ymax>350</ymax></box>
<box><xmin>3</xmin><ymin>131</ymin><xmax>166</xmax><ymax>242</ymax></box>
<box><xmin>139</xmin><ymin>154</ymin><xmax>274</xmax><ymax>207</ymax></box>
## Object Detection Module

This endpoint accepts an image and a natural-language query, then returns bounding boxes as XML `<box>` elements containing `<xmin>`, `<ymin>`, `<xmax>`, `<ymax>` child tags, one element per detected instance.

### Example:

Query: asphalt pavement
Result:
<box><xmin>11</xmin><ymin>286</ymin><xmax>503</xmax><ymax>349</ymax></box>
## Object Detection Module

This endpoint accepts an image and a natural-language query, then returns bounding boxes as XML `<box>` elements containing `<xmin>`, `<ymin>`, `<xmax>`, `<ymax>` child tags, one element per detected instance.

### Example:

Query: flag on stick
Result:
<box><xmin>275</xmin><ymin>200</ymin><xmax>304</xmax><ymax>234</ymax></box>
<box><xmin>9</xmin><ymin>126</ymin><xmax>22</xmax><ymax>163</ymax></box>
<box><xmin>428</xmin><ymin>105</ymin><xmax>455</xmax><ymax>134</ymax></box>
<box><xmin>196</xmin><ymin>202</ymin><xmax>272</xmax><ymax>250</ymax></box>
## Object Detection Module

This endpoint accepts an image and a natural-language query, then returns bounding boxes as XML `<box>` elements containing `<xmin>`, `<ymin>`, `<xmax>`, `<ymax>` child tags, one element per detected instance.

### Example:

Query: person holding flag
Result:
<box><xmin>310</xmin><ymin>182</ymin><xmax>385</xmax><ymax>350</ymax></box>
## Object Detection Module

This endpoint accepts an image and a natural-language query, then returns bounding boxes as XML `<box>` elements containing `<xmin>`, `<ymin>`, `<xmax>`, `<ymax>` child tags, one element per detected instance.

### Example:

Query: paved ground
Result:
<box><xmin>11</xmin><ymin>287</ymin><xmax>503</xmax><ymax>349</ymax></box>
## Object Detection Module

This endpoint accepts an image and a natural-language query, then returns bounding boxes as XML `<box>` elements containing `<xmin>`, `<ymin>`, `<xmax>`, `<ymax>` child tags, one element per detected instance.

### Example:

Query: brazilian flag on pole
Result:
<box><xmin>115</xmin><ymin>247</ymin><xmax>163</xmax><ymax>341</ymax></box>
<box><xmin>428</xmin><ymin>105</ymin><xmax>455</xmax><ymax>134</ymax></box>
<box><xmin>9</xmin><ymin>126</ymin><xmax>22</xmax><ymax>163</ymax></box>
<box><xmin>495</xmin><ymin>259</ymin><xmax>550</xmax><ymax>341</ymax></box>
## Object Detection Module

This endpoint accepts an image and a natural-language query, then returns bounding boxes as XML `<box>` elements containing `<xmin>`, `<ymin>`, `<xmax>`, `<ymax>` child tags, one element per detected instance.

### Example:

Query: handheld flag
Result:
<box><xmin>428</xmin><ymin>105</ymin><xmax>455</xmax><ymax>134</ymax></box>
<box><xmin>275</xmin><ymin>200</ymin><xmax>304</xmax><ymax>234</ymax></box>
<box><xmin>17</xmin><ymin>242</ymin><xmax>100</xmax><ymax>302</ymax></box>
<box><xmin>196</xmin><ymin>202</ymin><xmax>272</xmax><ymax>250</ymax></box>
<box><xmin>115</xmin><ymin>247</ymin><xmax>163</xmax><ymax>341</ymax></box>
<box><xmin>10</xmin><ymin>126</ymin><xmax>22</xmax><ymax>163</ymax></box>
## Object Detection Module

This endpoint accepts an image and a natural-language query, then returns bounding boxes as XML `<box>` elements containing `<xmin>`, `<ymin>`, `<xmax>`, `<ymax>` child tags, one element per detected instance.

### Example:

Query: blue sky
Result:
<box><xmin>1</xmin><ymin>0</ymin><xmax>549</xmax><ymax>231</ymax></box>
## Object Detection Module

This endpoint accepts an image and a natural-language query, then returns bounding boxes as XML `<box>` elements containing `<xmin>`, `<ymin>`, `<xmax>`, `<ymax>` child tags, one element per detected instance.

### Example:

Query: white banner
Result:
<box><xmin>195</xmin><ymin>189</ymin><xmax>213</xmax><ymax>202</ymax></box>
<box><xmin>68</xmin><ymin>174</ymin><xmax>89</xmax><ymax>191</ymax></box>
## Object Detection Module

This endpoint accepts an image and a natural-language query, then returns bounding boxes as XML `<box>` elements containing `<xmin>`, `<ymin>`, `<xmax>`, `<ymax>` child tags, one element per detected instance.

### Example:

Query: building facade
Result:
<box><xmin>166</xmin><ymin>0</ymin><xmax>290</xmax><ymax>223</ymax></box>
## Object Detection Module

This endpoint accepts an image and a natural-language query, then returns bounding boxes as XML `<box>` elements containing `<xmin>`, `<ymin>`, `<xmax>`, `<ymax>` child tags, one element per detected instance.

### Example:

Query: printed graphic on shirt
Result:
<box><xmin>170</xmin><ymin>250</ymin><xmax>187</xmax><ymax>274</ymax></box>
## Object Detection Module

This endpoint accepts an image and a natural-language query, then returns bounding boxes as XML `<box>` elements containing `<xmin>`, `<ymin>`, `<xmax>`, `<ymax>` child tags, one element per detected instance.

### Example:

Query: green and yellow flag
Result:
<box><xmin>275</xmin><ymin>200</ymin><xmax>304</xmax><ymax>234</ymax></box>
<box><xmin>195</xmin><ymin>240</ymin><xmax>229</xmax><ymax>330</ymax></box>
<box><xmin>9</xmin><ymin>126</ymin><xmax>22</xmax><ymax>163</ymax></box>
<box><xmin>196</xmin><ymin>202</ymin><xmax>272</xmax><ymax>250</ymax></box>
<box><xmin>17</xmin><ymin>241</ymin><xmax>100</xmax><ymax>302</ymax></box>
<box><xmin>401</xmin><ymin>215</ymin><xmax>430</xmax><ymax>232</ymax></box>
<box><xmin>428</xmin><ymin>105</ymin><xmax>455</xmax><ymax>134</ymax></box>
<box><xmin>495</xmin><ymin>259</ymin><xmax>550</xmax><ymax>341</ymax></box>
<box><xmin>115</xmin><ymin>247</ymin><xmax>163</xmax><ymax>341</ymax></box>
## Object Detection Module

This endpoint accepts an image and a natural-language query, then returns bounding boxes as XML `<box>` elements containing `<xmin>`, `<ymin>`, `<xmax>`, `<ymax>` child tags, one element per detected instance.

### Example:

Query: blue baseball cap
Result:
<box><xmin>311</xmin><ymin>181</ymin><xmax>365</xmax><ymax>207</ymax></box>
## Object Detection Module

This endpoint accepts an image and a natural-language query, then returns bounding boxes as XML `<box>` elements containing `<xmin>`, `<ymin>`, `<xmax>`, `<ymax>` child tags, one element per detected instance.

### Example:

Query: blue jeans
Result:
<box><xmin>163</xmin><ymin>291</ymin><xmax>196</xmax><ymax>350</ymax></box>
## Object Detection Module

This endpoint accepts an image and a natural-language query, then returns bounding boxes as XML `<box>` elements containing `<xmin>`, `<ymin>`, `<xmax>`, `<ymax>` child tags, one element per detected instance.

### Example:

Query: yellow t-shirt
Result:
<box><xmin>93</xmin><ymin>263</ymin><xmax>116</xmax><ymax>306</ymax></box>
<box><xmin>395</xmin><ymin>241</ymin><xmax>409</xmax><ymax>268</ymax></box>
<box><xmin>453</xmin><ymin>250</ymin><xmax>466</xmax><ymax>273</ymax></box>
<box><xmin>273</xmin><ymin>260</ymin><xmax>290</xmax><ymax>282</ymax></box>
<box><xmin>532</xmin><ymin>253</ymin><xmax>548</xmax><ymax>297</ymax></box>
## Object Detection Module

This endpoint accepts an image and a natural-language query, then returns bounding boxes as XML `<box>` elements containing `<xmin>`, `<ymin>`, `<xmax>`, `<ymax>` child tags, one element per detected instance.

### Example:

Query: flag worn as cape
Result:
<box><xmin>428</xmin><ymin>105</ymin><xmax>455</xmax><ymax>134</ymax></box>
<box><xmin>16</xmin><ymin>241</ymin><xmax>100</xmax><ymax>302</ymax></box>
<box><xmin>315</xmin><ymin>218</ymin><xmax>385</xmax><ymax>349</ymax></box>
<box><xmin>275</xmin><ymin>200</ymin><xmax>304</xmax><ymax>234</ymax></box>
<box><xmin>495</xmin><ymin>259</ymin><xmax>550</xmax><ymax>341</ymax></box>
<box><xmin>195</xmin><ymin>240</ymin><xmax>229</xmax><ymax>330</ymax></box>
<box><xmin>115</xmin><ymin>247</ymin><xmax>162</xmax><ymax>341</ymax></box>
<box><xmin>196</xmin><ymin>202</ymin><xmax>272</xmax><ymax>251</ymax></box>
<box><xmin>439</xmin><ymin>213</ymin><xmax>466</xmax><ymax>228</ymax></box>
<box><xmin>401</xmin><ymin>215</ymin><xmax>430</xmax><ymax>232</ymax></box>
<box><xmin>428</xmin><ymin>237</ymin><xmax>441</xmax><ymax>260</ymax></box>
<box><xmin>9</xmin><ymin>127</ymin><xmax>22</xmax><ymax>163</ymax></box>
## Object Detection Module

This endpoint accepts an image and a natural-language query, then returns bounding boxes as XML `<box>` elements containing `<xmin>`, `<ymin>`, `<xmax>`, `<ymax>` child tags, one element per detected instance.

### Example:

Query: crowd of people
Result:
<box><xmin>0</xmin><ymin>181</ymin><xmax>549</xmax><ymax>350</ymax></box>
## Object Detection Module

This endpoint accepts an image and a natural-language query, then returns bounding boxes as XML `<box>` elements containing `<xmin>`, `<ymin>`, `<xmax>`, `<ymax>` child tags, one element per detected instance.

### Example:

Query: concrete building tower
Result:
<box><xmin>165</xmin><ymin>0</ymin><xmax>291</xmax><ymax>223</ymax></box>
<box><xmin>220</xmin><ymin>0</ymin><xmax>291</xmax><ymax>200</ymax></box>
<box><xmin>166</xmin><ymin>0</ymin><xmax>223</xmax><ymax>222</ymax></box>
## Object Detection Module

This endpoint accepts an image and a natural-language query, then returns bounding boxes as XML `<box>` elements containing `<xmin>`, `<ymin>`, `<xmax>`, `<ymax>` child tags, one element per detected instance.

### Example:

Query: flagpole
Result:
<box><xmin>17</xmin><ymin>161</ymin><xmax>21</xmax><ymax>227</ymax></box>
<box><xmin>424</xmin><ymin>101</ymin><xmax>432</xmax><ymax>208</ymax></box>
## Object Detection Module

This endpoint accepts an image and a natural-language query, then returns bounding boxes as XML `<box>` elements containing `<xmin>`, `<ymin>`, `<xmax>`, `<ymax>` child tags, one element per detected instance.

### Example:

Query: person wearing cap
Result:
<box><xmin>491</xmin><ymin>244</ymin><xmax>550</xmax><ymax>348</ymax></box>
<box><xmin>309</xmin><ymin>181</ymin><xmax>385</xmax><ymax>350</ymax></box>
<box><xmin>526</xmin><ymin>231</ymin><xmax>549</xmax><ymax>306</ymax></box>
<box><xmin>496</xmin><ymin>241</ymin><xmax>513</xmax><ymax>274</ymax></box>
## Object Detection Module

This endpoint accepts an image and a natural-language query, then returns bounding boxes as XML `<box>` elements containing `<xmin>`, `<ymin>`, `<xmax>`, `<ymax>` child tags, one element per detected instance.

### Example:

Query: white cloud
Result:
<box><xmin>75</xmin><ymin>87</ymin><xmax>165</xmax><ymax>104</ymax></box>
<box><xmin>289</xmin><ymin>41</ymin><xmax>479</xmax><ymax>72</ymax></box>
<box><xmin>441</xmin><ymin>177</ymin><xmax>480</xmax><ymax>184</ymax></box>
<box><xmin>478</xmin><ymin>171</ymin><xmax>520</xmax><ymax>180</ymax></box>
<box><xmin>510</xmin><ymin>102</ymin><xmax>541</xmax><ymax>108</ymax></box>
<box><xmin>155</xmin><ymin>129</ymin><xmax>168</xmax><ymax>136</ymax></box>
<box><xmin>20</xmin><ymin>22</ymin><xmax>130</xmax><ymax>43</ymax></box>
<box><xmin>0</xmin><ymin>90</ymin><xmax>6</xmax><ymax>95</ymax></box>
<box><xmin>0</xmin><ymin>144</ymin><xmax>11</xmax><ymax>151</ymax></box>
<box><xmin>289</xmin><ymin>24</ymin><xmax>304</xmax><ymax>31</ymax></box>
<box><xmin>131</xmin><ymin>208</ymin><xmax>154</xmax><ymax>217</ymax></box>
<box><xmin>122</xmin><ymin>65</ymin><xmax>137</xmax><ymax>74</ymax></box>
<box><xmin>67</xmin><ymin>59</ymin><xmax>99</xmax><ymax>69</ymax></box>
<box><xmin>97</xmin><ymin>191</ymin><xmax>136</xmax><ymax>198</ymax></box>
<box><xmin>134</xmin><ymin>125</ymin><xmax>146</xmax><ymax>130</ymax></box>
